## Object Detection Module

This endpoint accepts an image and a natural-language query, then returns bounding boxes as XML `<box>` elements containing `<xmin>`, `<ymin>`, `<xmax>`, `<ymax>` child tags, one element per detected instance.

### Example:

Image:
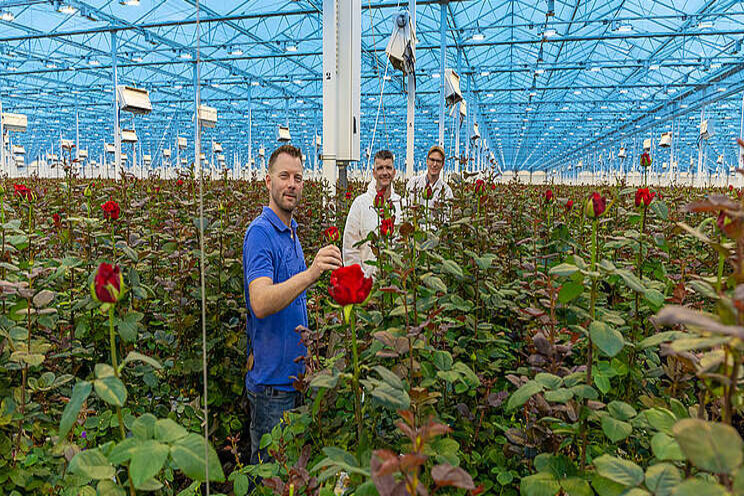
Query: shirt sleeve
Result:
<box><xmin>243</xmin><ymin>226</ymin><xmax>274</xmax><ymax>286</ymax></box>
<box><xmin>343</xmin><ymin>198</ymin><xmax>363</xmax><ymax>268</ymax></box>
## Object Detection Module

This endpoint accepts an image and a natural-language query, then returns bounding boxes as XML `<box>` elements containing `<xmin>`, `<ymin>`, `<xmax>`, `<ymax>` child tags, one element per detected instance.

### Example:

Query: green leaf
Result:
<box><xmin>94</xmin><ymin>375</ymin><xmax>127</xmax><ymax>407</ymax></box>
<box><xmin>570</xmin><ymin>385</ymin><xmax>599</xmax><ymax>400</ymax></box>
<box><xmin>132</xmin><ymin>414</ymin><xmax>157</xmax><ymax>440</ymax></box>
<box><xmin>170</xmin><ymin>433</ymin><xmax>225</xmax><ymax>482</ymax></box>
<box><xmin>645</xmin><ymin>408</ymin><xmax>677</xmax><ymax>434</ymax></box>
<box><xmin>544</xmin><ymin>388</ymin><xmax>573</xmax><ymax>403</ymax></box>
<box><xmin>507</xmin><ymin>381</ymin><xmax>544</xmax><ymax>411</ymax></box>
<box><xmin>309</xmin><ymin>370</ymin><xmax>339</xmax><ymax>389</ymax></box>
<box><xmin>422</xmin><ymin>274</ymin><xmax>447</xmax><ymax>293</ymax></box>
<box><xmin>651</xmin><ymin>433</ymin><xmax>685</xmax><ymax>462</ymax></box>
<box><xmin>592</xmin><ymin>475</ymin><xmax>626</xmax><ymax>496</ymax></box>
<box><xmin>559</xmin><ymin>281</ymin><xmax>585</xmax><ymax>303</ymax></box>
<box><xmin>369</xmin><ymin>382</ymin><xmax>410</xmax><ymax>410</ymax></box>
<box><xmin>644</xmin><ymin>289</ymin><xmax>666</xmax><ymax>310</ymax></box>
<box><xmin>129</xmin><ymin>440</ymin><xmax>169</xmax><ymax>488</ymax></box>
<box><xmin>608</xmin><ymin>401</ymin><xmax>637</xmax><ymax>421</ymax></box>
<box><xmin>233</xmin><ymin>473</ymin><xmax>250</xmax><ymax>496</ymax></box>
<box><xmin>432</xmin><ymin>350</ymin><xmax>454</xmax><ymax>371</ymax></box>
<box><xmin>560</xmin><ymin>478</ymin><xmax>593</xmax><ymax>496</ymax></box>
<box><xmin>617</xmin><ymin>270</ymin><xmax>646</xmax><ymax>293</ymax></box>
<box><xmin>441</xmin><ymin>259</ymin><xmax>464</xmax><ymax>278</ymax></box>
<box><xmin>638</xmin><ymin>332</ymin><xmax>687</xmax><ymax>350</ymax></box>
<box><xmin>550</xmin><ymin>263</ymin><xmax>579</xmax><ymax>277</ymax></box>
<box><xmin>593</xmin><ymin>455</ymin><xmax>644</xmax><ymax>487</ymax></box>
<box><xmin>650</xmin><ymin>201</ymin><xmax>669</xmax><ymax>221</ymax></box>
<box><xmin>535</xmin><ymin>373</ymin><xmax>563</xmax><ymax>390</ymax></box>
<box><xmin>520</xmin><ymin>473</ymin><xmax>561</xmax><ymax>496</ymax></box>
<box><xmin>119</xmin><ymin>351</ymin><xmax>162</xmax><ymax>371</ymax></box>
<box><xmin>671</xmin><ymin>479</ymin><xmax>727</xmax><ymax>496</ymax></box>
<box><xmin>590</xmin><ymin>321</ymin><xmax>625</xmax><ymax>357</ymax></box>
<box><xmin>108</xmin><ymin>437</ymin><xmax>141</xmax><ymax>465</ymax></box>
<box><xmin>97</xmin><ymin>480</ymin><xmax>126</xmax><ymax>496</ymax></box>
<box><xmin>673</xmin><ymin>419</ymin><xmax>744</xmax><ymax>473</ymax></box>
<box><xmin>601</xmin><ymin>416</ymin><xmax>632</xmax><ymax>442</ymax></box>
<box><xmin>59</xmin><ymin>381</ymin><xmax>92</xmax><ymax>440</ymax></box>
<box><xmin>644</xmin><ymin>463</ymin><xmax>681</xmax><ymax>496</ymax></box>
<box><xmin>372</xmin><ymin>365</ymin><xmax>404</xmax><ymax>390</ymax></box>
<box><xmin>116</xmin><ymin>311</ymin><xmax>144</xmax><ymax>343</ymax></box>
<box><xmin>155</xmin><ymin>418</ymin><xmax>188</xmax><ymax>444</ymax></box>
<box><xmin>69</xmin><ymin>448</ymin><xmax>115</xmax><ymax>480</ymax></box>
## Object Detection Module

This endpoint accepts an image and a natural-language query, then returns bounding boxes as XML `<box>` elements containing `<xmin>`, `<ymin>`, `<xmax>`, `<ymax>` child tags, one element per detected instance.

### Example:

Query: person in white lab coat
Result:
<box><xmin>343</xmin><ymin>150</ymin><xmax>403</xmax><ymax>277</ymax></box>
<box><xmin>406</xmin><ymin>145</ymin><xmax>454</xmax><ymax>207</ymax></box>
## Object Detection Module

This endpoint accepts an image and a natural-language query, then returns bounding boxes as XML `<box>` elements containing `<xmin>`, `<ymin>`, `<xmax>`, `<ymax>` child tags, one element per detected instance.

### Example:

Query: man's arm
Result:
<box><xmin>249</xmin><ymin>245</ymin><xmax>341</xmax><ymax>319</ymax></box>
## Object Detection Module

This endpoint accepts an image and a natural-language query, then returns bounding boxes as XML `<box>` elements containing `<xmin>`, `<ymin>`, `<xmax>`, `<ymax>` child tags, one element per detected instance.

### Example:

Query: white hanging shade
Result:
<box><xmin>278</xmin><ymin>125</ymin><xmax>291</xmax><ymax>142</ymax></box>
<box><xmin>659</xmin><ymin>132</ymin><xmax>672</xmax><ymax>148</ymax></box>
<box><xmin>121</xmin><ymin>129</ymin><xmax>138</xmax><ymax>143</ymax></box>
<box><xmin>177</xmin><ymin>137</ymin><xmax>187</xmax><ymax>149</ymax></box>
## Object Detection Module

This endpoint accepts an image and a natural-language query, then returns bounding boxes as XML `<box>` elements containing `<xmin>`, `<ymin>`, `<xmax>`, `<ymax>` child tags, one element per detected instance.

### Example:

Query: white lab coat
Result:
<box><xmin>405</xmin><ymin>173</ymin><xmax>454</xmax><ymax>207</ymax></box>
<box><xmin>343</xmin><ymin>181</ymin><xmax>403</xmax><ymax>277</ymax></box>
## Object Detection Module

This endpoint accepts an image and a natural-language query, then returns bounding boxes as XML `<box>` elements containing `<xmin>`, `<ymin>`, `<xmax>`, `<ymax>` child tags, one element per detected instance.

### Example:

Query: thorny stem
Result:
<box><xmin>349</xmin><ymin>308</ymin><xmax>363</xmax><ymax>448</ymax></box>
<box><xmin>581</xmin><ymin>218</ymin><xmax>599</xmax><ymax>472</ymax></box>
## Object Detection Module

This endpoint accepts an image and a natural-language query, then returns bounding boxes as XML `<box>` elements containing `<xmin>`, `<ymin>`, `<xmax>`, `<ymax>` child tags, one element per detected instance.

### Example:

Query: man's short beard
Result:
<box><xmin>271</xmin><ymin>188</ymin><xmax>297</xmax><ymax>215</ymax></box>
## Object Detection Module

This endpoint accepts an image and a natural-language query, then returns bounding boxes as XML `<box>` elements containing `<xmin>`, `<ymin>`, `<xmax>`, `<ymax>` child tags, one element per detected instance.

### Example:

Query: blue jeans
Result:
<box><xmin>246</xmin><ymin>387</ymin><xmax>299</xmax><ymax>466</ymax></box>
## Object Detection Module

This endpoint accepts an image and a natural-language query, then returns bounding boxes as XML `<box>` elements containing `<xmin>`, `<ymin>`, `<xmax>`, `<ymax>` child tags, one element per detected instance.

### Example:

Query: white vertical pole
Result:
<box><xmin>438</xmin><ymin>0</ymin><xmax>446</xmax><ymax>149</ymax></box>
<box><xmin>698</xmin><ymin>105</ymin><xmax>705</xmax><ymax>185</ymax></box>
<box><xmin>0</xmin><ymin>101</ymin><xmax>4</xmax><ymax>176</ymax></box>
<box><xmin>247</xmin><ymin>84</ymin><xmax>252</xmax><ymax>179</ymax></box>
<box><xmin>112</xmin><ymin>31</ymin><xmax>120</xmax><ymax>181</ymax></box>
<box><xmin>406</xmin><ymin>0</ymin><xmax>416</xmax><ymax>179</ymax></box>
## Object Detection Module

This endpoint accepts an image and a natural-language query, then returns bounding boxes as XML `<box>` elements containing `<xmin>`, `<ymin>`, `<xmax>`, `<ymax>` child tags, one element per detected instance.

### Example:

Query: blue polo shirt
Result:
<box><xmin>243</xmin><ymin>206</ymin><xmax>308</xmax><ymax>393</ymax></box>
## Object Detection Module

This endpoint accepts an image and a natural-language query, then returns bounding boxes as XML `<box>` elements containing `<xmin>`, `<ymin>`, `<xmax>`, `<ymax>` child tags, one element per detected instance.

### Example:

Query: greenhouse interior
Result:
<box><xmin>2</xmin><ymin>0</ymin><xmax>744</xmax><ymax>495</ymax></box>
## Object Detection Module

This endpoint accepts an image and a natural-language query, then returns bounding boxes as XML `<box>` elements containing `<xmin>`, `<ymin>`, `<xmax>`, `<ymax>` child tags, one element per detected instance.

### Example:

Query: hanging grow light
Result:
<box><xmin>198</xmin><ymin>105</ymin><xmax>217</xmax><ymax>128</ymax></box>
<box><xmin>117</xmin><ymin>85</ymin><xmax>152</xmax><ymax>115</ymax></box>
<box><xmin>278</xmin><ymin>125</ymin><xmax>292</xmax><ymax>142</ymax></box>
<box><xmin>444</xmin><ymin>68</ymin><xmax>463</xmax><ymax>106</ymax></box>
<box><xmin>2</xmin><ymin>112</ymin><xmax>27</xmax><ymax>132</ymax></box>
<box><xmin>177</xmin><ymin>137</ymin><xmax>187</xmax><ymax>149</ymax></box>
<box><xmin>659</xmin><ymin>132</ymin><xmax>672</xmax><ymax>148</ymax></box>
<box><xmin>212</xmin><ymin>142</ymin><xmax>223</xmax><ymax>153</ymax></box>
<box><xmin>121</xmin><ymin>129</ymin><xmax>138</xmax><ymax>143</ymax></box>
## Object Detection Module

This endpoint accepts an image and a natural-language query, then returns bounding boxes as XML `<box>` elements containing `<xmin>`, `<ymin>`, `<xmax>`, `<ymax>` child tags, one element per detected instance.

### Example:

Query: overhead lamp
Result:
<box><xmin>542</xmin><ymin>28</ymin><xmax>557</xmax><ymax>38</ymax></box>
<box><xmin>529</xmin><ymin>91</ymin><xmax>537</xmax><ymax>97</ymax></box>
<box><xmin>119</xmin><ymin>0</ymin><xmax>140</xmax><ymax>5</ymax></box>
<box><xmin>286</xmin><ymin>44</ymin><xmax>298</xmax><ymax>52</ymax></box>
<box><xmin>58</xmin><ymin>4</ymin><xmax>77</xmax><ymax>15</ymax></box>
<box><xmin>619</xmin><ymin>89</ymin><xmax>628</xmax><ymax>94</ymax></box>
<box><xmin>697</xmin><ymin>20</ymin><xmax>714</xmax><ymax>29</ymax></box>
<box><xmin>132</xmin><ymin>55</ymin><xmax>143</xmax><ymax>62</ymax></box>
<box><xmin>615</xmin><ymin>23</ymin><xmax>633</xmax><ymax>33</ymax></box>
<box><xmin>526</xmin><ymin>107</ymin><xmax>534</xmax><ymax>112</ymax></box>
<box><xmin>590</xmin><ymin>66</ymin><xmax>601</xmax><ymax>72</ymax></box>
<box><xmin>0</xmin><ymin>11</ymin><xmax>15</xmax><ymax>21</ymax></box>
<box><xmin>178</xmin><ymin>51</ymin><xmax>192</xmax><ymax>60</ymax></box>
<box><xmin>573</xmin><ymin>90</ymin><xmax>582</xmax><ymax>95</ymax></box>
<box><xmin>649</xmin><ymin>64</ymin><xmax>660</xmax><ymax>70</ymax></box>
<box><xmin>229</xmin><ymin>46</ymin><xmax>243</xmax><ymax>56</ymax></box>
<box><xmin>251</xmin><ymin>80</ymin><xmax>260</xmax><ymax>86</ymax></box>
<box><xmin>472</xmin><ymin>31</ymin><xmax>485</xmax><ymax>41</ymax></box>
<box><xmin>710</xmin><ymin>62</ymin><xmax>721</xmax><ymax>69</ymax></box>
<box><xmin>45</xmin><ymin>60</ymin><xmax>57</xmax><ymax>69</ymax></box>
<box><xmin>88</xmin><ymin>58</ymin><xmax>100</xmax><ymax>66</ymax></box>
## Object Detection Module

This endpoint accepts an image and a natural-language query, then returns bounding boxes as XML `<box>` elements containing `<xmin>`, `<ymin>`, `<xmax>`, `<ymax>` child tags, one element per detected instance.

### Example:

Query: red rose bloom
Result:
<box><xmin>565</xmin><ymin>200</ymin><xmax>573</xmax><ymax>211</ymax></box>
<box><xmin>585</xmin><ymin>192</ymin><xmax>607</xmax><ymax>218</ymax></box>
<box><xmin>52</xmin><ymin>213</ymin><xmax>61</xmax><ymax>228</ymax></box>
<box><xmin>423</xmin><ymin>183</ymin><xmax>434</xmax><ymax>201</ymax></box>
<box><xmin>13</xmin><ymin>184</ymin><xmax>33</xmax><ymax>201</ymax></box>
<box><xmin>373</xmin><ymin>191</ymin><xmax>386</xmax><ymax>210</ymax></box>
<box><xmin>345</xmin><ymin>191</ymin><xmax>352</xmax><ymax>200</ymax></box>
<box><xmin>729</xmin><ymin>185</ymin><xmax>734</xmax><ymax>192</ymax></box>
<box><xmin>635</xmin><ymin>188</ymin><xmax>655</xmax><ymax>208</ymax></box>
<box><xmin>323</xmin><ymin>226</ymin><xmax>340</xmax><ymax>243</ymax></box>
<box><xmin>640</xmin><ymin>152</ymin><xmax>652</xmax><ymax>168</ymax></box>
<box><xmin>329</xmin><ymin>264</ymin><xmax>373</xmax><ymax>307</ymax></box>
<box><xmin>91</xmin><ymin>262</ymin><xmax>124</xmax><ymax>303</ymax></box>
<box><xmin>545</xmin><ymin>189</ymin><xmax>554</xmax><ymax>202</ymax></box>
<box><xmin>474</xmin><ymin>179</ymin><xmax>486</xmax><ymax>195</ymax></box>
<box><xmin>176</xmin><ymin>179</ymin><xmax>184</xmax><ymax>186</ymax></box>
<box><xmin>101</xmin><ymin>200</ymin><xmax>120</xmax><ymax>221</ymax></box>
<box><xmin>490</xmin><ymin>183</ymin><xmax>496</xmax><ymax>191</ymax></box>
<box><xmin>380</xmin><ymin>217</ymin><xmax>395</xmax><ymax>237</ymax></box>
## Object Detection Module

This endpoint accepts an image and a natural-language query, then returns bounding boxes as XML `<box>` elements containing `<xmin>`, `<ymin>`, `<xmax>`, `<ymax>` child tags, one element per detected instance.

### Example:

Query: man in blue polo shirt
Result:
<box><xmin>242</xmin><ymin>144</ymin><xmax>342</xmax><ymax>465</ymax></box>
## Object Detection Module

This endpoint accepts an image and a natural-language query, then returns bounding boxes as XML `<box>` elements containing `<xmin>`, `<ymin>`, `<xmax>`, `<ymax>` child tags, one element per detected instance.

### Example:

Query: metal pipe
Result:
<box><xmin>438</xmin><ymin>0</ymin><xmax>446</xmax><ymax>148</ymax></box>
<box><xmin>112</xmin><ymin>31</ymin><xmax>120</xmax><ymax>181</ymax></box>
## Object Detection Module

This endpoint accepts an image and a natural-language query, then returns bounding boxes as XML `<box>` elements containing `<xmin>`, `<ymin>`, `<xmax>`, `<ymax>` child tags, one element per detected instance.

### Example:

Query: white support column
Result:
<box><xmin>112</xmin><ymin>31</ymin><xmax>121</xmax><ymax>181</ymax></box>
<box><xmin>406</xmin><ymin>0</ymin><xmax>416</xmax><ymax>179</ymax></box>
<box><xmin>697</xmin><ymin>105</ymin><xmax>705</xmax><ymax>186</ymax></box>
<box><xmin>438</xmin><ymin>0</ymin><xmax>446</xmax><ymax>149</ymax></box>
<box><xmin>0</xmin><ymin>101</ymin><xmax>4</xmax><ymax>176</ymax></box>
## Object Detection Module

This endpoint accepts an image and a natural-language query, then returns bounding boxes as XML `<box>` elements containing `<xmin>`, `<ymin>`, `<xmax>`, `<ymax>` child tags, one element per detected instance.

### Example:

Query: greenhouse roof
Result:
<box><xmin>1</xmin><ymin>0</ymin><xmax>744</xmax><ymax>174</ymax></box>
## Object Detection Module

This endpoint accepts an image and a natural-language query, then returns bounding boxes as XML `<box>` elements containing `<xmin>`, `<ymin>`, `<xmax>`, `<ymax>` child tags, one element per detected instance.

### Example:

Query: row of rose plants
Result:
<box><xmin>0</xmin><ymin>171</ymin><xmax>740</xmax><ymax>496</ymax></box>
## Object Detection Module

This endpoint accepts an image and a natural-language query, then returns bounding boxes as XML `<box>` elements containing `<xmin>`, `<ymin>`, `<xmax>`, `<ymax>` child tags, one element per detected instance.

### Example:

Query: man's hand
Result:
<box><xmin>309</xmin><ymin>244</ymin><xmax>343</xmax><ymax>281</ymax></box>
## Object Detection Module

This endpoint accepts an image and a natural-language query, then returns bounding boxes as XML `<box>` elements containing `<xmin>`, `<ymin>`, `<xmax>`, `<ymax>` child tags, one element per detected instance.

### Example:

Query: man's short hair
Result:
<box><xmin>374</xmin><ymin>149</ymin><xmax>394</xmax><ymax>163</ymax></box>
<box><xmin>268</xmin><ymin>144</ymin><xmax>303</xmax><ymax>173</ymax></box>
